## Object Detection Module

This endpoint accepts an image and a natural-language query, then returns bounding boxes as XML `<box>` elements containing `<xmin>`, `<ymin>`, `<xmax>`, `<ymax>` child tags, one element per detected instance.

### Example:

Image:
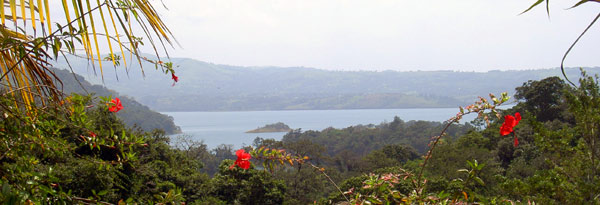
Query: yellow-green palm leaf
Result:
<box><xmin>0</xmin><ymin>0</ymin><xmax>176</xmax><ymax>109</ymax></box>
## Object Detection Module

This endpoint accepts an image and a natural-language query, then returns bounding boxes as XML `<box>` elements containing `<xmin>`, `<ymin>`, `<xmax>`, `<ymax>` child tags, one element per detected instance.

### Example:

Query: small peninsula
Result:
<box><xmin>246</xmin><ymin>122</ymin><xmax>292</xmax><ymax>133</ymax></box>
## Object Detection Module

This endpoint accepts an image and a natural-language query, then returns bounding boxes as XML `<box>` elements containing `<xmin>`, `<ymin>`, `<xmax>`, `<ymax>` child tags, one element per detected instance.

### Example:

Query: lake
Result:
<box><xmin>162</xmin><ymin>108</ymin><xmax>493</xmax><ymax>149</ymax></box>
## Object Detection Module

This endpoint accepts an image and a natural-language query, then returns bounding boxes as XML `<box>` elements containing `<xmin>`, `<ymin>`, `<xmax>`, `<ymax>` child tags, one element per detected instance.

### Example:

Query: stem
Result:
<box><xmin>309</xmin><ymin>162</ymin><xmax>350</xmax><ymax>203</ymax></box>
<box><xmin>560</xmin><ymin>12</ymin><xmax>600</xmax><ymax>87</ymax></box>
<box><xmin>70</xmin><ymin>196</ymin><xmax>113</xmax><ymax>205</ymax></box>
<box><xmin>415</xmin><ymin>118</ymin><xmax>458</xmax><ymax>194</ymax></box>
<box><xmin>61</xmin><ymin>51</ymin><xmax>89</xmax><ymax>95</ymax></box>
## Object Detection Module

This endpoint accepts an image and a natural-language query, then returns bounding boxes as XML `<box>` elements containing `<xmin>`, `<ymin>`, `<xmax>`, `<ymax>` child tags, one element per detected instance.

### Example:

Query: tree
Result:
<box><xmin>0</xmin><ymin>0</ymin><xmax>176</xmax><ymax>109</ymax></box>
<box><xmin>514</xmin><ymin>76</ymin><xmax>571</xmax><ymax>122</ymax></box>
<box><xmin>565</xmin><ymin>71</ymin><xmax>600</xmax><ymax>182</ymax></box>
<box><xmin>208</xmin><ymin>160</ymin><xmax>286</xmax><ymax>204</ymax></box>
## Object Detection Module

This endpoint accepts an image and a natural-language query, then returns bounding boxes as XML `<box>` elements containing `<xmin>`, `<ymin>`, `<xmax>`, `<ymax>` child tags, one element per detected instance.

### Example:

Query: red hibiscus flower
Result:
<box><xmin>171</xmin><ymin>73</ymin><xmax>179</xmax><ymax>83</ymax></box>
<box><xmin>230</xmin><ymin>149</ymin><xmax>252</xmax><ymax>170</ymax></box>
<box><xmin>108</xmin><ymin>98</ymin><xmax>123</xmax><ymax>113</ymax></box>
<box><xmin>500</xmin><ymin>112</ymin><xmax>521</xmax><ymax>146</ymax></box>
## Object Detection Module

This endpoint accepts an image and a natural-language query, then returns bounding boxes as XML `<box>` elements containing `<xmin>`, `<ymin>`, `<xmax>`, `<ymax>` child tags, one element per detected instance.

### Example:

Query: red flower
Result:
<box><xmin>230</xmin><ymin>149</ymin><xmax>251</xmax><ymax>170</ymax></box>
<box><xmin>89</xmin><ymin>132</ymin><xmax>96</xmax><ymax>138</ymax></box>
<box><xmin>500</xmin><ymin>112</ymin><xmax>521</xmax><ymax>136</ymax></box>
<box><xmin>108</xmin><ymin>98</ymin><xmax>123</xmax><ymax>113</ymax></box>
<box><xmin>171</xmin><ymin>73</ymin><xmax>179</xmax><ymax>83</ymax></box>
<box><xmin>500</xmin><ymin>112</ymin><xmax>521</xmax><ymax>147</ymax></box>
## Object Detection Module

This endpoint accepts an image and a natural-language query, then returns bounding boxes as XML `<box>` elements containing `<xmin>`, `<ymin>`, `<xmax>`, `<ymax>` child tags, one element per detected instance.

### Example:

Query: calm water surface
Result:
<box><xmin>162</xmin><ymin>108</ymin><xmax>485</xmax><ymax>149</ymax></box>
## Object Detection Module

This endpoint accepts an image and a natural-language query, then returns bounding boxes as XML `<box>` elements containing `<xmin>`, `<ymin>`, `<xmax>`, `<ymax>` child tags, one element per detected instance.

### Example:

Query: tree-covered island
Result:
<box><xmin>246</xmin><ymin>122</ymin><xmax>293</xmax><ymax>133</ymax></box>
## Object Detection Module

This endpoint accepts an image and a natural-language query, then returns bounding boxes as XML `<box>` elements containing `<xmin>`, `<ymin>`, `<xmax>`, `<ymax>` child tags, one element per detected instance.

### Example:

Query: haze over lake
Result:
<box><xmin>164</xmin><ymin>108</ymin><xmax>487</xmax><ymax>149</ymax></box>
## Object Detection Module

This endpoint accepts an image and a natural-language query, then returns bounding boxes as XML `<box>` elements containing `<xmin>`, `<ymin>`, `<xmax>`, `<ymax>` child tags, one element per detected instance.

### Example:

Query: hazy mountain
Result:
<box><xmin>52</xmin><ymin>68</ymin><xmax>181</xmax><ymax>134</ymax></box>
<box><xmin>55</xmin><ymin>55</ymin><xmax>600</xmax><ymax>111</ymax></box>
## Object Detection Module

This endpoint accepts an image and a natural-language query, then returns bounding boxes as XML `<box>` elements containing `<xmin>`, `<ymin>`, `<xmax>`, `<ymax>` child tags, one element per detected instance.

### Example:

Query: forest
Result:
<box><xmin>2</xmin><ymin>73</ymin><xmax>600</xmax><ymax>204</ymax></box>
<box><xmin>1</xmin><ymin>0</ymin><xmax>599</xmax><ymax>204</ymax></box>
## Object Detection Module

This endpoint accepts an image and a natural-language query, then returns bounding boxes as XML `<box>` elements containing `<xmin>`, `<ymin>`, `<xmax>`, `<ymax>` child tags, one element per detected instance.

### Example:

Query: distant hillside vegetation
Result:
<box><xmin>56</xmin><ymin>55</ymin><xmax>600</xmax><ymax>111</ymax></box>
<box><xmin>53</xmin><ymin>68</ymin><xmax>181</xmax><ymax>134</ymax></box>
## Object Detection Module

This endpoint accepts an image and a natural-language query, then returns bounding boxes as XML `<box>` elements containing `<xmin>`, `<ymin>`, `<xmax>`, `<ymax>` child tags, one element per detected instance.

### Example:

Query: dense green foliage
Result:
<box><xmin>3</xmin><ymin>74</ymin><xmax>600</xmax><ymax>204</ymax></box>
<box><xmin>246</xmin><ymin>74</ymin><xmax>600</xmax><ymax>204</ymax></box>
<box><xmin>0</xmin><ymin>95</ymin><xmax>280</xmax><ymax>204</ymax></box>
<box><xmin>283</xmin><ymin>118</ymin><xmax>471</xmax><ymax>155</ymax></box>
<box><xmin>53</xmin><ymin>68</ymin><xmax>181</xmax><ymax>134</ymax></box>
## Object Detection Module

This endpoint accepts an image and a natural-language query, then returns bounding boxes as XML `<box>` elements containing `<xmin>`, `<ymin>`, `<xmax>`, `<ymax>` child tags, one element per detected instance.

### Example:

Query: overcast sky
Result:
<box><xmin>144</xmin><ymin>1</ymin><xmax>599</xmax><ymax>71</ymax></box>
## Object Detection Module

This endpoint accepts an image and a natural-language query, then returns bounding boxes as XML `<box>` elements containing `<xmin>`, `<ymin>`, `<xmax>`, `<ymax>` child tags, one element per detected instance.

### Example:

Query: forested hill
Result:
<box><xmin>52</xmin><ymin>68</ymin><xmax>181</xmax><ymax>134</ymax></box>
<box><xmin>57</xmin><ymin>55</ymin><xmax>600</xmax><ymax>111</ymax></box>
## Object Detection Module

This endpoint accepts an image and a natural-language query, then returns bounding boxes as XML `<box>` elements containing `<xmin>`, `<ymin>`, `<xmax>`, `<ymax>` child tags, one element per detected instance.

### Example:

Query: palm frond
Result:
<box><xmin>0</xmin><ymin>0</ymin><xmax>176</xmax><ymax>108</ymax></box>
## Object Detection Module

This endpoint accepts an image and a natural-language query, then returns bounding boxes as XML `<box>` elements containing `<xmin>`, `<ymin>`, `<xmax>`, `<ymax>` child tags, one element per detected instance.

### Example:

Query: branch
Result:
<box><xmin>415</xmin><ymin>118</ymin><xmax>459</xmax><ymax>194</ymax></box>
<box><xmin>70</xmin><ymin>196</ymin><xmax>114</xmax><ymax>205</ymax></box>
<box><xmin>309</xmin><ymin>162</ymin><xmax>350</xmax><ymax>203</ymax></box>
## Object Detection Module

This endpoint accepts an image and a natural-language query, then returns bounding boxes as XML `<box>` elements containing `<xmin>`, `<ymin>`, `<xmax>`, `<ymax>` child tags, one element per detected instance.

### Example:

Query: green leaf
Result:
<box><xmin>366</xmin><ymin>196</ymin><xmax>382</xmax><ymax>204</ymax></box>
<box><xmin>38</xmin><ymin>185</ymin><xmax>53</xmax><ymax>194</ymax></box>
<box><xmin>98</xmin><ymin>190</ymin><xmax>108</xmax><ymax>196</ymax></box>
<box><xmin>570</xmin><ymin>0</ymin><xmax>589</xmax><ymax>8</ymax></box>
<box><xmin>520</xmin><ymin>0</ymin><xmax>545</xmax><ymax>14</ymax></box>
<box><xmin>477</xmin><ymin>163</ymin><xmax>485</xmax><ymax>170</ymax></box>
<box><xmin>474</xmin><ymin>177</ymin><xmax>485</xmax><ymax>186</ymax></box>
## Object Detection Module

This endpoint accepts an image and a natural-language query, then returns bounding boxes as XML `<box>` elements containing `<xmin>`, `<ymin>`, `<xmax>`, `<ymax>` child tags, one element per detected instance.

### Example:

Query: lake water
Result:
<box><xmin>162</xmin><ymin>108</ymin><xmax>486</xmax><ymax>149</ymax></box>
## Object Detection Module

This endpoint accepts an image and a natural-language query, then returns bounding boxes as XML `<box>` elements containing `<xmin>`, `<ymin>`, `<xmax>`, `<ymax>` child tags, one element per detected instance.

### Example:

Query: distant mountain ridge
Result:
<box><xmin>55</xmin><ymin>55</ymin><xmax>600</xmax><ymax>111</ymax></box>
